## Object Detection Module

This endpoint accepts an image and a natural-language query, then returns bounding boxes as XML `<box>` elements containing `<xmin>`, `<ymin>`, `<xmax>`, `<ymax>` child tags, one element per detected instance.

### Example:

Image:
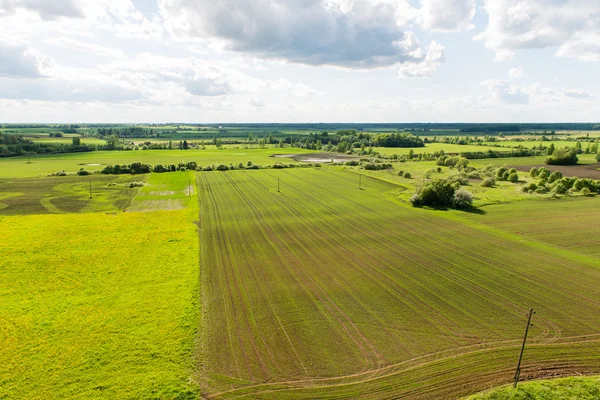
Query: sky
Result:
<box><xmin>0</xmin><ymin>0</ymin><xmax>599</xmax><ymax>123</ymax></box>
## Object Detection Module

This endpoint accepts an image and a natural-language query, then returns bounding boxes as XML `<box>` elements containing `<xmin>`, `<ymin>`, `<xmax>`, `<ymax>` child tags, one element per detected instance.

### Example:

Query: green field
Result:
<box><xmin>0</xmin><ymin>207</ymin><xmax>200</xmax><ymax>399</ymax></box>
<box><xmin>0</xmin><ymin>148</ymin><xmax>314</xmax><ymax>178</ymax></box>
<box><xmin>196</xmin><ymin>168</ymin><xmax>600</xmax><ymax>398</ymax></box>
<box><xmin>3</xmin><ymin>143</ymin><xmax>600</xmax><ymax>399</ymax></box>
<box><xmin>465</xmin><ymin>376</ymin><xmax>600</xmax><ymax>399</ymax></box>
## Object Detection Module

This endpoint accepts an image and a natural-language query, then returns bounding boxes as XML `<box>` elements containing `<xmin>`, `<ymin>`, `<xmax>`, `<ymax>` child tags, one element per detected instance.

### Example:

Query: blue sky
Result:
<box><xmin>0</xmin><ymin>0</ymin><xmax>598</xmax><ymax>123</ymax></box>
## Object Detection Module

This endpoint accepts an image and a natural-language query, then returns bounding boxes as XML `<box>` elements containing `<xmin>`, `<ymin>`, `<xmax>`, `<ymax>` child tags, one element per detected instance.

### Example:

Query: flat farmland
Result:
<box><xmin>196</xmin><ymin>168</ymin><xmax>600</xmax><ymax>399</ymax></box>
<box><xmin>463</xmin><ymin>197</ymin><xmax>600</xmax><ymax>258</ymax></box>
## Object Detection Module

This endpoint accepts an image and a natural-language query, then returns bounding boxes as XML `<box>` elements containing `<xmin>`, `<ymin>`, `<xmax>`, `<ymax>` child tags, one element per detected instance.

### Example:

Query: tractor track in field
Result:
<box><xmin>209</xmin><ymin>334</ymin><xmax>600</xmax><ymax>398</ymax></box>
<box><xmin>198</xmin><ymin>170</ymin><xmax>600</xmax><ymax>398</ymax></box>
<box><xmin>225</xmin><ymin>172</ymin><xmax>380</xmax><ymax>375</ymax></box>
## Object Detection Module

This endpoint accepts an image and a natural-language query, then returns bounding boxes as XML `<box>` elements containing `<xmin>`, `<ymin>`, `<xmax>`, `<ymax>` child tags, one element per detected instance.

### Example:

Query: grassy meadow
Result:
<box><xmin>2</xmin><ymin>139</ymin><xmax>600</xmax><ymax>399</ymax></box>
<box><xmin>0</xmin><ymin>208</ymin><xmax>200</xmax><ymax>399</ymax></box>
<box><xmin>465</xmin><ymin>376</ymin><xmax>600</xmax><ymax>400</ymax></box>
<box><xmin>0</xmin><ymin>148</ymin><xmax>314</xmax><ymax>178</ymax></box>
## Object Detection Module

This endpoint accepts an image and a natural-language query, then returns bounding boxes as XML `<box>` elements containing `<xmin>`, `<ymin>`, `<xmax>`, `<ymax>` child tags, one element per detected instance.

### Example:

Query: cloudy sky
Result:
<box><xmin>0</xmin><ymin>0</ymin><xmax>599</xmax><ymax>123</ymax></box>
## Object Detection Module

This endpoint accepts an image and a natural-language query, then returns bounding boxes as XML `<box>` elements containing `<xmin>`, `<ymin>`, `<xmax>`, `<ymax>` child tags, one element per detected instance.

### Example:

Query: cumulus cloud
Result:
<box><xmin>398</xmin><ymin>41</ymin><xmax>445</xmax><ymax>78</ymax></box>
<box><xmin>45</xmin><ymin>36</ymin><xmax>126</xmax><ymax>58</ymax></box>
<box><xmin>158</xmin><ymin>0</ymin><xmax>440</xmax><ymax>72</ymax></box>
<box><xmin>184</xmin><ymin>78</ymin><xmax>231</xmax><ymax>97</ymax></box>
<box><xmin>564</xmin><ymin>89</ymin><xmax>594</xmax><ymax>99</ymax></box>
<box><xmin>476</xmin><ymin>0</ymin><xmax>600</xmax><ymax>62</ymax></box>
<box><xmin>419</xmin><ymin>0</ymin><xmax>476</xmax><ymax>32</ymax></box>
<box><xmin>0</xmin><ymin>0</ymin><xmax>84</xmax><ymax>20</ymax></box>
<box><xmin>481</xmin><ymin>79</ymin><xmax>529</xmax><ymax>104</ymax></box>
<box><xmin>0</xmin><ymin>35</ymin><xmax>55</xmax><ymax>78</ymax></box>
<box><xmin>508</xmin><ymin>66</ymin><xmax>526</xmax><ymax>79</ymax></box>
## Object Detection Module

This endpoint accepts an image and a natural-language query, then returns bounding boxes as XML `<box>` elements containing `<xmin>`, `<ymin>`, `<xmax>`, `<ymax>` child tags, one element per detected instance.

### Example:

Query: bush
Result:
<box><xmin>77</xmin><ymin>168</ymin><xmax>90</xmax><ymax>176</ymax></box>
<box><xmin>553</xmin><ymin>181</ymin><xmax>568</xmax><ymax>194</ymax></box>
<box><xmin>128</xmin><ymin>182</ymin><xmax>144</xmax><ymax>188</ymax></box>
<box><xmin>414</xmin><ymin>179</ymin><xmax>457</xmax><ymax>208</ymax></box>
<box><xmin>507</xmin><ymin>172</ymin><xmax>519</xmax><ymax>183</ymax></box>
<box><xmin>466</xmin><ymin>171</ymin><xmax>482</xmax><ymax>180</ymax></box>
<box><xmin>548</xmin><ymin>171</ymin><xmax>563</xmax><ymax>183</ymax></box>
<box><xmin>573</xmin><ymin>178</ymin><xmax>587</xmax><ymax>191</ymax></box>
<box><xmin>216</xmin><ymin>164</ymin><xmax>229</xmax><ymax>171</ymax></box>
<box><xmin>153</xmin><ymin>164</ymin><xmax>168</xmax><ymax>173</ymax></box>
<box><xmin>397</xmin><ymin>170</ymin><xmax>405</xmax><ymax>176</ymax></box>
<box><xmin>581</xmin><ymin>187</ymin><xmax>592</xmax><ymax>196</ymax></box>
<box><xmin>530</xmin><ymin>167</ymin><xmax>539</xmax><ymax>178</ymax></box>
<box><xmin>437</xmin><ymin>167</ymin><xmax>442</xmax><ymax>173</ymax></box>
<box><xmin>402</xmin><ymin>171</ymin><xmax>412</xmax><ymax>179</ymax></box>
<box><xmin>538</xmin><ymin>171</ymin><xmax>549</xmax><ymax>180</ymax></box>
<box><xmin>546</xmin><ymin>147</ymin><xmax>578</xmax><ymax>165</ymax></box>
<box><xmin>481</xmin><ymin>177</ymin><xmax>495</xmax><ymax>188</ymax></box>
<box><xmin>496</xmin><ymin>167</ymin><xmax>508</xmax><ymax>180</ymax></box>
<box><xmin>345</xmin><ymin>160</ymin><xmax>359</xmax><ymax>166</ymax></box>
<box><xmin>452</xmin><ymin>189</ymin><xmax>473</xmax><ymax>209</ymax></box>
<box><xmin>535</xmin><ymin>186</ymin><xmax>548</xmax><ymax>194</ymax></box>
<box><xmin>424</xmin><ymin>169</ymin><xmax>434</xmax><ymax>179</ymax></box>
<box><xmin>449</xmin><ymin>174</ymin><xmax>469</xmax><ymax>186</ymax></box>
<box><xmin>409</xmin><ymin>194</ymin><xmax>422</xmax><ymax>207</ymax></box>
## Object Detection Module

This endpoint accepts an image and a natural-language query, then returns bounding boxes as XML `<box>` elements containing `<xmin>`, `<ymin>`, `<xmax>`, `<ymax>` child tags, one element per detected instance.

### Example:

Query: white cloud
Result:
<box><xmin>419</xmin><ymin>0</ymin><xmax>476</xmax><ymax>32</ymax></box>
<box><xmin>45</xmin><ymin>36</ymin><xmax>126</xmax><ymax>58</ymax></box>
<box><xmin>0</xmin><ymin>35</ymin><xmax>55</xmax><ymax>78</ymax></box>
<box><xmin>481</xmin><ymin>79</ymin><xmax>529</xmax><ymax>104</ymax></box>
<box><xmin>564</xmin><ymin>89</ymin><xmax>594</xmax><ymax>99</ymax></box>
<box><xmin>508</xmin><ymin>66</ymin><xmax>526</xmax><ymax>79</ymax></box>
<box><xmin>0</xmin><ymin>0</ymin><xmax>84</xmax><ymax>20</ymax></box>
<box><xmin>158</xmin><ymin>0</ymin><xmax>439</xmax><ymax>71</ymax></box>
<box><xmin>398</xmin><ymin>41</ymin><xmax>445</xmax><ymax>78</ymax></box>
<box><xmin>476</xmin><ymin>0</ymin><xmax>600</xmax><ymax>62</ymax></box>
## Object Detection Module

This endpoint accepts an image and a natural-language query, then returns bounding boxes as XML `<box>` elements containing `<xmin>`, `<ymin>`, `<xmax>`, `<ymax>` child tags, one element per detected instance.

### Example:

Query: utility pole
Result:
<box><xmin>189</xmin><ymin>179</ymin><xmax>191</xmax><ymax>199</ymax></box>
<box><xmin>89</xmin><ymin>182</ymin><xmax>93</xmax><ymax>199</ymax></box>
<box><xmin>277</xmin><ymin>177</ymin><xmax>280</xmax><ymax>193</ymax></box>
<box><xmin>359</xmin><ymin>174</ymin><xmax>362</xmax><ymax>190</ymax></box>
<box><xmin>514</xmin><ymin>308</ymin><xmax>535</xmax><ymax>388</ymax></box>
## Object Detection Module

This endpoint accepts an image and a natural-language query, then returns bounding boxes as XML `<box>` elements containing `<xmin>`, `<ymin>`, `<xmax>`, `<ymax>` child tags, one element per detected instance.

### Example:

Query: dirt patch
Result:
<box><xmin>513</xmin><ymin>162</ymin><xmax>600</xmax><ymax>179</ymax></box>
<box><xmin>149</xmin><ymin>190</ymin><xmax>176</xmax><ymax>196</ymax></box>
<box><xmin>79</xmin><ymin>163</ymin><xmax>104</xmax><ymax>166</ymax></box>
<box><xmin>127</xmin><ymin>199</ymin><xmax>184</xmax><ymax>212</ymax></box>
<box><xmin>273</xmin><ymin>153</ymin><xmax>359</xmax><ymax>163</ymax></box>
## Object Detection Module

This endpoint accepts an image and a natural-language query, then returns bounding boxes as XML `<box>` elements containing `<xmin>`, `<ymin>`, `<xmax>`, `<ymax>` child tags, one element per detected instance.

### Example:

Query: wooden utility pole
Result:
<box><xmin>359</xmin><ymin>174</ymin><xmax>362</xmax><ymax>190</ymax></box>
<box><xmin>189</xmin><ymin>179</ymin><xmax>191</xmax><ymax>199</ymax></box>
<box><xmin>89</xmin><ymin>182</ymin><xmax>93</xmax><ymax>199</ymax></box>
<box><xmin>277</xmin><ymin>177</ymin><xmax>280</xmax><ymax>192</ymax></box>
<box><xmin>514</xmin><ymin>308</ymin><xmax>535</xmax><ymax>388</ymax></box>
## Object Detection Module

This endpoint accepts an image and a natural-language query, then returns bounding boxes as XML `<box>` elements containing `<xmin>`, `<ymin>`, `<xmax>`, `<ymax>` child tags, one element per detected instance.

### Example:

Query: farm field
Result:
<box><xmin>0</xmin><ymin>148</ymin><xmax>314</xmax><ymax>178</ymax></box>
<box><xmin>465</xmin><ymin>376</ymin><xmax>600</xmax><ymax>399</ymax></box>
<box><xmin>0</xmin><ymin>175</ymin><xmax>143</xmax><ymax>215</ymax></box>
<box><xmin>196</xmin><ymin>168</ymin><xmax>600</xmax><ymax>399</ymax></box>
<box><xmin>374</xmin><ymin>143</ymin><xmax>509</xmax><ymax>155</ymax></box>
<box><xmin>0</xmin><ymin>206</ymin><xmax>200</xmax><ymax>399</ymax></box>
<box><xmin>463</xmin><ymin>197</ymin><xmax>600</xmax><ymax>258</ymax></box>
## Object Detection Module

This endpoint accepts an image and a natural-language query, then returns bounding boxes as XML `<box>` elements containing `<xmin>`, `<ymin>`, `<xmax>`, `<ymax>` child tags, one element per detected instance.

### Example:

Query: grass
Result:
<box><xmin>374</xmin><ymin>143</ymin><xmax>509</xmax><ymax>156</ymax></box>
<box><xmin>0</xmin><ymin>148</ymin><xmax>316</xmax><ymax>178</ymax></box>
<box><xmin>464</xmin><ymin>376</ymin><xmax>600</xmax><ymax>399</ymax></box>
<box><xmin>0</xmin><ymin>175</ymin><xmax>143</xmax><ymax>215</ymax></box>
<box><xmin>128</xmin><ymin>171</ymin><xmax>196</xmax><ymax>212</ymax></box>
<box><xmin>196</xmin><ymin>168</ymin><xmax>600</xmax><ymax>399</ymax></box>
<box><xmin>463</xmin><ymin>196</ymin><xmax>600</xmax><ymax>258</ymax></box>
<box><xmin>0</xmin><ymin>206</ymin><xmax>200</xmax><ymax>399</ymax></box>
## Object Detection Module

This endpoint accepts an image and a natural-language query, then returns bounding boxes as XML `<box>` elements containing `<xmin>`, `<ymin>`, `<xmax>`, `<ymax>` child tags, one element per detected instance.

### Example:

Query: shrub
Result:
<box><xmin>449</xmin><ymin>174</ymin><xmax>469</xmax><ymax>186</ymax></box>
<box><xmin>424</xmin><ymin>169</ymin><xmax>434</xmax><ymax>179</ymax></box>
<box><xmin>553</xmin><ymin>181</ymin><xmax>568</xmax><ymax>194</ymax></box>
<box><xmin>526</xmin><ymin>182</ymin><xmax>538</xmax><ymax>192</ymax></box>
<box><xmin>548</xmin><ymin>171</ymin><xmax>563</xmax><ymax>183</ymax></box>
<box><xmin>596</xmin><ymin>153</ymin><xmax>600</xmax><ymax>162</ymax></box>
<box><xmin>452</xmin><ymin>189</ymin><xmax>473</xmax><ymax>209</ymax></box>
<box><xmin>397</xmin><ymin>170</ymin><xmax>405</xmax><ymax>176</ymax></box>
<box><xmin>546</xmin><ymin>147</ymin><xmax>578</xmax><ymax>165</ymax></box>
<box><xmin>436</xmin><ymin>167</ymin><xmax>442</xmax><ymax>173</ymax></box>
<box><xmin>247</xmin><ymin>161</ymin><xmax>253</xmax><ymax>167</ymax></box>
<box><xmin>216</xmin><ymin>164</ymin><xmax>229</xmax><ymax>171</ymax></box>
<box><xmin>581</xmin><ymin>187</ymin><xmax>592</xmax><ymax>196</ymax></box>
<box><xmin>345</xmin><ymin>160</ymin><xmax>359</xmax><ymax>166</ymax></box>
<box><xmin>409</xmin><ymin>194</ymin><xmax>422</xmax><ymax>207</ymax></box>
<box><xmin>416</xmin><ymin>179</ymin><xmax>457</xmax><ymax>208</ymax></box>
<box><xmin>128</xmin><ymin>182</ymin><xmax>144</xmax><ymax>188</ymax></box>
<box><xmin>481</xmin><ymin>177</ymin><xmax>495</xmax><ymax>188</ymax></box>
<box><xmin>530</xmin><ymin>167</ymin><xmax>539</xmax><ymax>178</ymax></box>
<box><xmin>77</xmin><ymin>168</ymin><xmax>90</xmax><ymax>176</ymax></box>
<box><xmin>538</xmin><ymin>171</ymin><xmax>549</xmax><ymax>180</ymax></box>
<box><xmin>153</xmin><ymin>164</ymin><xmax>168</xmax><ymax>173</ymax></box>
<box><xmin>466</xmin><ymin>171</ymin><xmax>482</xmax><ymax>180</ymax></box>
<box><xmin>507</xmin><ymin>172</ymin><xmax>519</xmax><ymax>183</ymax></box>
<box><xmin>535</xmin><ymin>186</ymin><xmax>548</xmax><ymax>194</ymax></box>
<box><xmin>573</xmin><ymin>178</ymin><xmax>586</xmax><ymax>191</ymax></box>
<box><xmin>402</xmin><ymin>171</ymin><xmax>412</xmax><ymax>179</ymax></box>
<box><xmin>496</xmin><ymin>167</ymin><xmax>508</xmax><ymax>180</ymax></box>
